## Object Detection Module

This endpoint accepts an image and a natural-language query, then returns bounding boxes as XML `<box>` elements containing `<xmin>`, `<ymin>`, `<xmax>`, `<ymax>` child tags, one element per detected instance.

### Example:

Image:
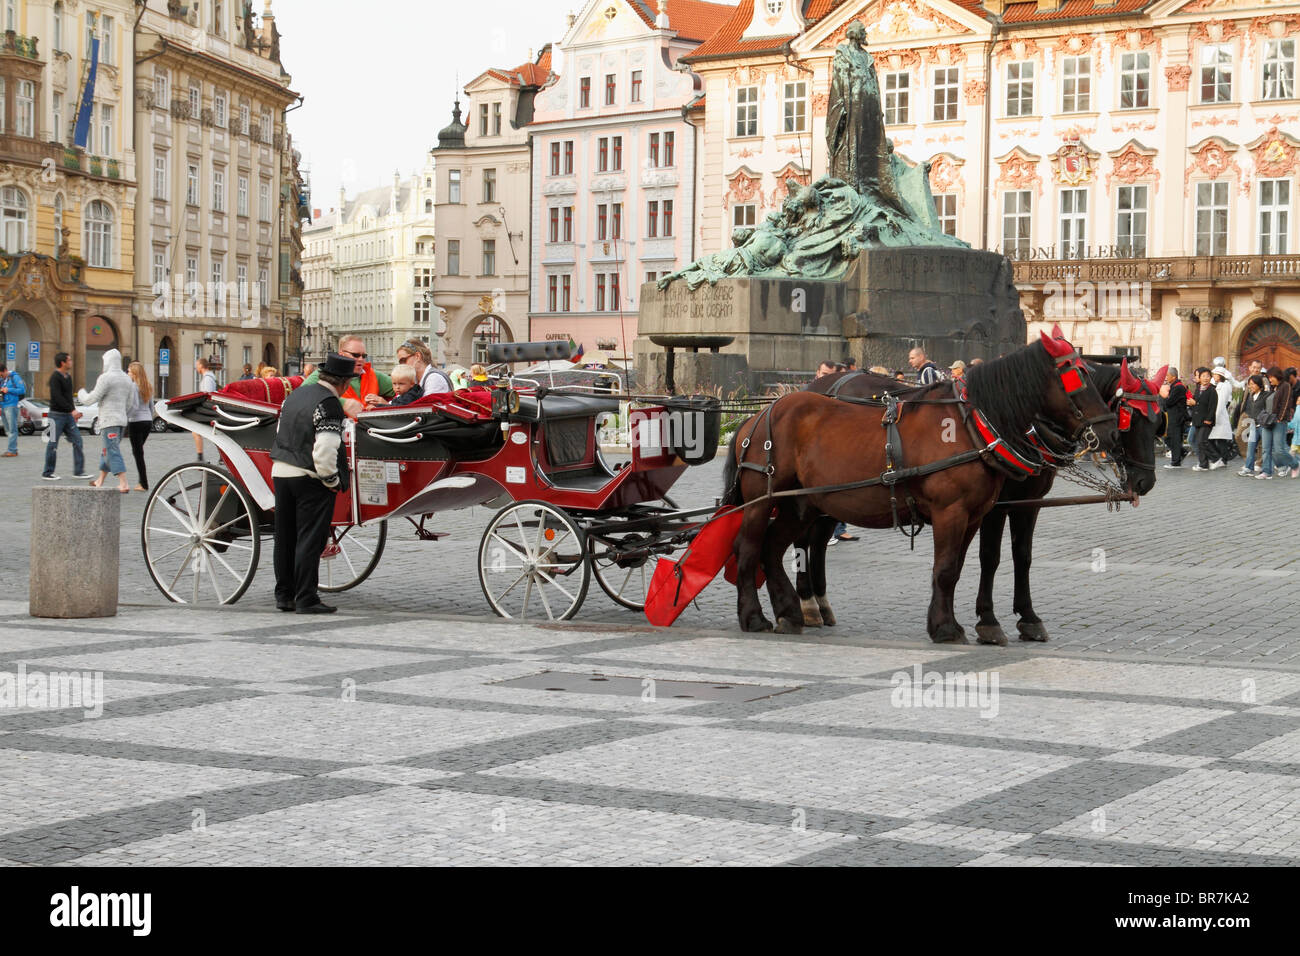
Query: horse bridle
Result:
<box><xmin>1110</xmin><ymin>377</ymin><xmax>1163</xmax><ymax>474</ymax></box>
<box><xmin>1034</xmin><ymin>373</ymin><xmax>1162</xmax><ymax>474</ymax></box>
<box><xmin>1049</xmin><ymin>348</ymin><xmax>1118</xmax><ymax>452</ymax></box>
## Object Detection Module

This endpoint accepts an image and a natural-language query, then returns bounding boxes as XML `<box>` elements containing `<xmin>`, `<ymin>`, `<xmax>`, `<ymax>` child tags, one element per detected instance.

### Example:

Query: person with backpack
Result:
<box><xmin>0</xmin><ymin>361</ymin><xmax>26</xmax><ymax>456</ymax></box>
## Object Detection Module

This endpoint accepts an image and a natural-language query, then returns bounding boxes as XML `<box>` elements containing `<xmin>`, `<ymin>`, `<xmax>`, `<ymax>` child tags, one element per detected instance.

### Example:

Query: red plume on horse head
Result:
<box><xmin>1149</xmin><ymin>365</ymin><xmax>1169</xmax><ymax>389</ymax></box>
<box><xmin>1039</xmin><ymin>330</ymin><xmax>1075</xmax><ymax>359</ymax></box>
<box><xmin>1119</xmin><ymin>357</ymin><xmax>1141</xmax><ymax>394</ymax></box>
<box><xmin>1051</xmin><ymin>322</ymin><xmax>1066</xmax><ymax>340</ymax></box>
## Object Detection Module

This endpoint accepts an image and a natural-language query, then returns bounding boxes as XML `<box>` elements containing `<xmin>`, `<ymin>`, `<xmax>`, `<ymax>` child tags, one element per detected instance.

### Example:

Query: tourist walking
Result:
<box><xmin>126</xmin><ymin>362</ymin><xmax>154</xmax><ymax>491</ymax></box>
<box><xmin>1160</xmin><ymin>367</ymin><xmax>1189</xmax><ymax>468</ymax></box>
<box><xmin>0</xmin><ymin>361</ymin><xmax>26</xmax><ymax>456</ymax></box>
<box><xmin>42</xmin><ymin>352</ymin><xmax>88</xmax><ymax>480</ymax></box>
<box><xmin>77</xmin><ymin>349</ymin><xmax>135</xmax><ymax>493</ymax></box>
<box><xmin>1261</xmin><ymin>367</ymin><xmax>1300</xmax><ymax>479</ymax></box>
<box><xmin>1190</xmin><ymin>369</ymin><xmax>1221</xmax><ymax>471</ymax></box>
<box><xmin>1237</xmin><ymin>375</ymin><xmax>1267</xmax><ymax>476</ymax></box>
<box><xmin>1209</xmin><ymin>367</ymin><xmax>1235</xmax><ymax>464</ymax></box>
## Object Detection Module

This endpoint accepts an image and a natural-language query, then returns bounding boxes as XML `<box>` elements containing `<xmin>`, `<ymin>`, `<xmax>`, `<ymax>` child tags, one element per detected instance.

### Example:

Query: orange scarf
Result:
<box><xmin>341</xmin><ymin>364</ymin><xmax>379</xmax><ymax>405</ymax></box>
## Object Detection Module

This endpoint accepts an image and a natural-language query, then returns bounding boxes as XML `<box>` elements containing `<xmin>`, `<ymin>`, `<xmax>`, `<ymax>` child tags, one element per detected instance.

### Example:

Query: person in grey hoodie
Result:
<box><xmin>77</xmin><ymin>349</ymin><xmax>135</xmax><ymax>493</ymax></box>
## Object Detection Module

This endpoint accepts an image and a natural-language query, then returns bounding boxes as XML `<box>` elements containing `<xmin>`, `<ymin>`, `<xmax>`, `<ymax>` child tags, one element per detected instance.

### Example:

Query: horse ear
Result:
<box><xmin>1150</xmin><ymin>365</ymin><xmax>1169</xmax><ymax>389</ymax></box>
<box><xmin>1039</xmin><ymin>330</ymin><xmax>1072</xmax><ymax>358</ymax></box>
<box><xmin>1051</xmin><ymin>322</ymin><xmax>1065</xmax><ymax>340</ymax></box>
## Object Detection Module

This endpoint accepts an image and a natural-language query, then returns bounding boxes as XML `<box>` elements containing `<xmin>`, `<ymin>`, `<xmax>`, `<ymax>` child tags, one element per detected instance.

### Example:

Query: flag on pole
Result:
<box><xmin>73</xmin><ymin>37</ymin><xmax>99</xmax><ymax>150</ymax></box>
<box><xmin>567</xmin><ymin>338</ymin><xmax>584</xmax><ymax>363</ymax></box>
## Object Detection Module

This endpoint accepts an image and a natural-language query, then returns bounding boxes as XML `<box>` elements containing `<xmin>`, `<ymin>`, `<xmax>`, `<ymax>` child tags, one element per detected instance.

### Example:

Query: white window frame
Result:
<box><xmin>154</xmin><ymin>69</ymin><xmax>170</xmax><ymax>107</ymax></box>
<box><xmin>932</xmin><ymin>67</ymin><xmax>959</xmax><ymax>122</ymax></box>
<box><xmin>735</xmin><ymin>86</ymin><xmax>758</xmax><ymax>137</ymax></box>
<box><xmin>1116</xmin><ymin>184</ymin><xmax>1148</xmax><ymax>258</ymax></box>
<box><xmin>734</xmin><ymin>204</ymin><xmax>756</xmax><ymax>228</ymax></box>
<box><xmin>1002</xmin><ymin>190</ymin><xmax>1032</xmax><ymax>258</ymax></box>
<box><xmin>212</xmin><ymin>165</ymin><xmax>225</xmax><ymax>212</ymax></box>
<box><xmin>84</xmin><ymin>200</ymin><xmax>113</xmax><ymax>268</ymax></box>
<box><xmin>1195</xmin><ymin>180</ymin><xmax>1230</xmax><ymax>256</ymax></box>
<box><xmin>1259</xmin><ymin>178</ymin><xmax>1291</xmax><ymax>255</ymax></box>
<box><xmin>1061</xmin><ymin>56</ymin><xmax>1091</xmax><ymax>113</ymax></box>
<box><xmin>1006</xmin><ymin>61</ymin><xmax>1034</xmax><ymax>117</ymax></box>
<box><xmin>783</xmin><ymin>80</ymin><xmax>808</xmax><ymax>133</ymax></box>
<box><xmin>98</xmin><ymin>103</ymin><xmax>113</xmax><ymax>155</ymax></box>
<box><xmin>934</xmin><ymin>193</ymin><xmax>957</xmax><ymax>236</ymax></box>
<box><xmin>884</xmin><ymin>71</ymin><xmax>909</xmax><ymax>125</ymax></box>
<box><xmin>1119</xmin><ymin>52</ymin><xmax>1150</xmax><ymax>109</ymax></box>
<box><xmin>153</xmin><ymin>152</ymin><xmax>168</xmax><ymax>198</ymax></box>
<box><xmin>214</xmin><ymin>90</ymin><xmax>227</xmax><ymax>129</ymax></box>
<box><xmin>16</xmin><ymin>79</ymin><xmax>33</xmax><ymax>137</ymax></box>
<box><xmin>448</xmin><ymin>169</ymin><xmax>461</xmax><ymax>203</ymax></box>
<box><xmin>1262</xmin><ymin>39</ymin><xmax>1296</xmax><ymax>101</ymax></box>
<box><xmin>258</xmin><ymin>179</ymin><xmax>270</xmax><ymax>220</ymax></box>
<box><xmin>1200</xmin><ymin>44</ymin><xmax>1233</xmax><ymax>104</ymax></box>
<box><xmin>0</xmin><ymin>185</ymin><xmax>28</xmax><ymax>252</ymax></box>
<box><xmin>237</xmin><ymin>174</ymin><xmax>249</xmax><ymax>217</ymax></box>
<box><xmin>1059</xmin><ymin>188</ymin><xmax>1088</xmax><ymax>258</ymax></box>
<box><xmin>187</xmin><ymin>164</ymin><xmax>200</xmax><ymax>206</ymax></box>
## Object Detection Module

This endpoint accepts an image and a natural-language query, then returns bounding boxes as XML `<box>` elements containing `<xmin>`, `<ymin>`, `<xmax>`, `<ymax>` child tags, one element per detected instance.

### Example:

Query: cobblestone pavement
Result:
<box><xmin>1</xmin><ymin>431</ymin><xmax>1298</xmax><ymax>864</ymax></box>
<box><xmin>1</xmin><ymin>601</ymin><xmax>1298</xmax><ymax>865</ymax></box>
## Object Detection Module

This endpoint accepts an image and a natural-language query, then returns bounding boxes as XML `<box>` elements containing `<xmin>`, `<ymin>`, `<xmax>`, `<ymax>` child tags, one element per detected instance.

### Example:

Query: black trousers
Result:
<box><xmin>273</xmin><ymin>475</ymin><xmax>336</xmax><ymax>609</ymax></box>
<box><xmin>1166</xmin><ymin>420</ymin><xmax>1185</xmax><ymax>465</ymax></box>
<box><xmin>1193</xmin><ymin>426</ymin><xmax>1216</xmax><ymax>467</ymax></box>
<box><xmin>127</xmin><ymin>421</ymin><xmax>151</xmax><ymax>488</ymax></box>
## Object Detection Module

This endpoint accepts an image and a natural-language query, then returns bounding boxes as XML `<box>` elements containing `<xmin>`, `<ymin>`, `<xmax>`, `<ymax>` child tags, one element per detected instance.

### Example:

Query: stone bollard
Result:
<box><xmin>30</xmin><ymin>487</ymin><xmax>120</xmax><ymax>618</ymax></box>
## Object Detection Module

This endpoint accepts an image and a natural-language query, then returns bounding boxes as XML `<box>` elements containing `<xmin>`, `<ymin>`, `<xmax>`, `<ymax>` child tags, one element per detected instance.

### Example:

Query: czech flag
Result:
<box><xmin>567</xmin><ymin>337</ymin><xmax>584</xmax><ymax>363</ymax></box>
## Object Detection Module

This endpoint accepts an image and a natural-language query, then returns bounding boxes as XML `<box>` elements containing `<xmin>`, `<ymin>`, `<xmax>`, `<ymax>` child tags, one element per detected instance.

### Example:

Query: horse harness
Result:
<box><xmin>732</xmin><ymin>355</ymin><xmax>1115</xmax><ymax>549</ymax></box>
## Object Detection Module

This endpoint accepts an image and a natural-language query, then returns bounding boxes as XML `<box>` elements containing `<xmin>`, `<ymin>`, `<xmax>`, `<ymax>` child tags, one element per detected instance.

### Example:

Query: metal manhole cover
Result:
<box><xmin>494</xmin><ymin>671</ymin><xmax>799</xmax><ymax>703</ymax></box>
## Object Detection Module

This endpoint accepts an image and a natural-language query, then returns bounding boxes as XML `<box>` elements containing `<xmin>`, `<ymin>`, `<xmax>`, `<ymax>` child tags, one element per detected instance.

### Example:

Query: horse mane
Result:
<box><xmin>964</xmin><ymin>342</ymin><xmax>1056</xmax><ymax>456</ymax></box>
<box><xmin>1086</xmin><ymin>362</ymin><xmax>1120</xmax><ymax>398</ymax></box>
<box><xmin>806</xmin><ymin>369</ymin><xmax>936</xmax><ymax>400</ymax></box>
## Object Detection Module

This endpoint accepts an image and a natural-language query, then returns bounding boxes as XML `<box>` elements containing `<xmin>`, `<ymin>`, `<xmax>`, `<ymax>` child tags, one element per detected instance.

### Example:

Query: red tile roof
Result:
<box><xmin>997</xmin><ymin>0</ymin><xmax>1152</xmax><ymax>23</ymax></box>
<box><xmin>483</xmin><ymin>46</ymin><xmax>553</xmax><ymax>88</ymax></box>
<box><xmin>686</xmin><ymin>0</ymin><xmax>850</xmax><ymax>63</ymax></box>
<box><xmin>628</xmin><ymin>0</ymin><xmax>742</xmax><ymax>42</ymax></box>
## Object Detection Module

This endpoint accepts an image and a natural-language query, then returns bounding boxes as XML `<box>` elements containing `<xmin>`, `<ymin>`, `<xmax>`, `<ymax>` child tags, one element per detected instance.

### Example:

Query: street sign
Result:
<box><xmin>4</xmin><ymin>342</ymin><xmax>13</xmax><ymax>363</ymax></box>
<box><xmin>159</xmin><ymin>348</ymin><xmax>170</xmax><ymax>377</ymax></box>
<box><xmin>28</xmin><ymin>341</ymin><xmax>39</xmax><ymax>373</ymax></box>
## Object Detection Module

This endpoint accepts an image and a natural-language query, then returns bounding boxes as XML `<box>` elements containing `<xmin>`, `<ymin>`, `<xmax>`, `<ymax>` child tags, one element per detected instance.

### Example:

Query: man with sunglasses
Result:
<box><xmin>303</xmin><ymin>334</ymin><xmax>393</xmax><ymax>416</ymax></box>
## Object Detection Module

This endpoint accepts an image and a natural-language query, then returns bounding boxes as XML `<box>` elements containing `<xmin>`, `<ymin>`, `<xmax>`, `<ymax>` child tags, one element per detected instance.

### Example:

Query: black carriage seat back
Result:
<box><xmin>510</xmin><ymin>392</ymin><xmax>622</xmax><ymax>423</ymax></box>
<box><xmin>489</xmin><ymin>341</ymin><xmax>571</xmax><ymax>365</ymax></box>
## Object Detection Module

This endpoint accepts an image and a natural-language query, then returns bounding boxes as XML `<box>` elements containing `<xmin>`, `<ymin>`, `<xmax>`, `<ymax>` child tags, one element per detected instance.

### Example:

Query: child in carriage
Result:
<box><xmin>387</xmin><ymin>365</ymin><xmax>424</xmax><ymax>407</ymax></box>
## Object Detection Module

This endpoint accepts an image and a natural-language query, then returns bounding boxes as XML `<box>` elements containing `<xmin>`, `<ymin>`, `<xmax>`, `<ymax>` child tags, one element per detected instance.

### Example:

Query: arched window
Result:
<box><xmin>84</xmin><ymin>200</ymin><xmax>114</xmax><ymax>268</ymax></box>
<box><xmin>1</xmin><ymin>186</ymin><xmax>28</xmax><ymax>251</ymax></box>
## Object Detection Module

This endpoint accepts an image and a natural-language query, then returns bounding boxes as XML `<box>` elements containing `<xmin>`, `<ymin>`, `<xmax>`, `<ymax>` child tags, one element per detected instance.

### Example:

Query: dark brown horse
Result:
<box><xmin>794</xmin><ymin>358</ymin><xmax>1165</xmax><ymax>643</ymax></box>
<box><xmin>720</xmin><ymin>335</ymin><xmax>1121</xmax><ymax>643</ymax></box>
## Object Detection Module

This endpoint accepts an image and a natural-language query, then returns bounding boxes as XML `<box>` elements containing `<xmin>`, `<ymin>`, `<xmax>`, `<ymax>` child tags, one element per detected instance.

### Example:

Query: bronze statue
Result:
<box><xmin>827</xmin><ymin>21</ymin><xmax>905</xmax><ymax>214</ymax></box>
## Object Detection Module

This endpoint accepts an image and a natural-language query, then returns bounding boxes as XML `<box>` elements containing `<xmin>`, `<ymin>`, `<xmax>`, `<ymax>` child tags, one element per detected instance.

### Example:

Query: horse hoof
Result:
<box><xmin>800</xmin><ymin>598</ymin><xmax>824</xmax><ymax>628</ymax></box>
<box><xmin>976</xmin><ymin>624</ymin><xmax>1009</xmax><ymax>646</ymax></box>
<box><xmin>931</xmin><ymin>626</ymin><xmax>969</xmax><ymax>645</ymax></box>
<box><xmin>818</xmin><ymin>605</ymin><xmax>837</xmax><ymax>627</ymax></box>
<box><xmin>775</xmin><ymin>616</ymin><xmax>803</xmax><ymax>635</ymax></box>
<box><xmin>742</xmin><ymin>617</ymin><xmax>774</xmax><ymax>633</ymax></box>
<box><xmin>1017</xmin><ymin>621</ymin><xmax>1050</xmax><ymax>642</ymax></box>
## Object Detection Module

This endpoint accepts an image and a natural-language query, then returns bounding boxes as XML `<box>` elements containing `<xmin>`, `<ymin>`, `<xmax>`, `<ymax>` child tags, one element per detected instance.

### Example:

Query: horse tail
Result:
<box><xmin>720</xmin><ymin>427</ymin><xmax>743</xmax><ymax>506</ymax></box>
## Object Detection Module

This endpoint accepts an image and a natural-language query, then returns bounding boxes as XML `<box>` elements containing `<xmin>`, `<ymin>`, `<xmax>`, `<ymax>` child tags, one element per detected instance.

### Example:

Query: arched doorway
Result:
<box><xmin>1240</xmin><ymin>317</ymin><xmax>1300</xmax><ymax>371</ymax></box>
<box><xmin>157</xmin><ymin>336</ymin><xmax>174</xmax><ymax>400</ymax></box>
<box><xmin>0</xmin><ymin>310</ymin><xmax>37</xmax><ymax>381</ymax></box>
<box><xmin>263</xmin><ymin>343</ymin><xmax>278</xmax><ymax>373</ymax></box>
<box><xmin>85</xmin><ymin>315</ymin><xmax>119</xmax><ymax>386</ymax></box>
<box><xmin>470</xmin><ymin>315</ymin><xmax>511</xmax><ymax>365</ymax></box>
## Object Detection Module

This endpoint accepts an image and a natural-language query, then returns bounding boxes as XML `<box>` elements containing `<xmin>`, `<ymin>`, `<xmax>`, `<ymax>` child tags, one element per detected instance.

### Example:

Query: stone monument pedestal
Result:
<box><xmin>636</xmin><ymin>247</ymin><xmax>1025</xmax><ymax>392</ymax></box>
<box><xmin>30</xmin><ymin>487</ymin><xmax>120</xmax><ymax>618</ymax></box>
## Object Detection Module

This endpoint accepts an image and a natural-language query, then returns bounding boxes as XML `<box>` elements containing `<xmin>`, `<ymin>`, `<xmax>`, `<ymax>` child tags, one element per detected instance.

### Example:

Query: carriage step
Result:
<box><xmin>413</xmin><ymin>528</ymin><xmax>448</xmax><ymax>541</ymax></box>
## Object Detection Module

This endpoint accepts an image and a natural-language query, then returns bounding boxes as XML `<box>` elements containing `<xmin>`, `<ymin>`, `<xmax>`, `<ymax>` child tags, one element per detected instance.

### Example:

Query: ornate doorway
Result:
<box><xmin>1240</xmin><ymin>318</ymin><xmax>1300</xmax><ymax>371</ymax></box>
<box><xmin>470</xmin><ymin>315</ymin><xmax>509</xmax><ymax>365</ymax></box>
<box><xmin>0</xmin><ymin>310</ymin><xmax>36</xmax><ymax>380</ymax></box>
<box><xmin>85</xmin><ymin>315</ymin><xmax>120</xmax><ymax>386</ymax></box>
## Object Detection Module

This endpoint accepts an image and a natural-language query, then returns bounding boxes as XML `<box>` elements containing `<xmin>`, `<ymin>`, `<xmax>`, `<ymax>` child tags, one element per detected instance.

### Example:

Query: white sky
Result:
<box><xmin>273</xmin><ymin>0</ymin><xmax>580</xmax><ymax>214</ymax></box>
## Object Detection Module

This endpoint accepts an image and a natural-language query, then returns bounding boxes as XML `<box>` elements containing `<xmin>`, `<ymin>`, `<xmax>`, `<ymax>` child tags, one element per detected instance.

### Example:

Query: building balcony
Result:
<box><xmin>1012</xmin><ymin>253</ymin><xmax>1300</xmax><ymax>290</ymax></box>
<box><xmin>0</xmin><ymin>31</ymin><xmax>40</xmax><ymax>61</ymax></box>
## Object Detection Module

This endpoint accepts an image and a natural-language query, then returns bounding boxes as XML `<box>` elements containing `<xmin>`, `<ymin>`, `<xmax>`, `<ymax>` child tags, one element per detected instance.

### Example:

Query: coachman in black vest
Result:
<box><xmin>270</xmin><ymin>352</ymin><xmax>354</xmax><ymax>613</ymax></box>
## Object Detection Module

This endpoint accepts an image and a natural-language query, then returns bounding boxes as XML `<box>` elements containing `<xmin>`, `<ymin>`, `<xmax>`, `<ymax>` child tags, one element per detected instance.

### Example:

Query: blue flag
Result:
<box><xmin>73</xmin><ymin>37</ymin><xmax>99</xmax><ymax>150</ymax></box>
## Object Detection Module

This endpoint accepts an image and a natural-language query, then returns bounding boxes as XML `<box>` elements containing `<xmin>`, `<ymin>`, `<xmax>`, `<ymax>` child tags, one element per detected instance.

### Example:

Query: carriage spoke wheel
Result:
<box><xmin>478</xmin><ymin>501</ymin><xmax>589</xmax><ymax>621</ymax></box>
<box><xmin>141</xmin><ymin>463</ymin><xmax>260</xmax><ymax>605</ymax></box>
<box><xmin>319</xmin><ymin>521</ymin><xmax>387</xmax><ymax>592</ymax></box>
<box><xmin>590</xmin><ymin>532</ymin><xmax>654</xmax><ymax>611</ymax></box>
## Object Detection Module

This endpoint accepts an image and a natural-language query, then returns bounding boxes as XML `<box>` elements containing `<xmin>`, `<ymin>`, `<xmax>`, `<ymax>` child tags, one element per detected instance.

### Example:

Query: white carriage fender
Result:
<box><xmin>154</xmin><ymin>398</ymin><xmax>276</xmax><ymax>511</ymax></box>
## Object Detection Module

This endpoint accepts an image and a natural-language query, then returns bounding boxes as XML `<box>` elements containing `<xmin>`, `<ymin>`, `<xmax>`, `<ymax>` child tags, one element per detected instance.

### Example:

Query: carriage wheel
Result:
<box><xmin>141</xmin><ymin>463</ymin><xmax>261</xmax><ymax>605</ymax></box>
<box><xmin>478</xmin><ymin>500</ymin><xmax>589</xmax><ymax>621</ymax></box>
<box><xmin>319</xmin><ymin>521</ymin><xmax>387</xmax><ymax>592</ymax></box>
<box><xmin>588</xmin><ymin>497</ymin><xmax>678</xmax><ymax>611</ymax></box>
<box><xmin>590</xmin><ymin>533</ymin><xmax>655</xmax><ymax>611</ymax></box>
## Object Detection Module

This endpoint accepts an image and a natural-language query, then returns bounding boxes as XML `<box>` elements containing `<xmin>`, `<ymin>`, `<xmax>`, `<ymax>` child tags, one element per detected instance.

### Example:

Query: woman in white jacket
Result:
<box><xmin>77</xmin><ymin>349</ymin><xmax>135</xmax><ymax>493</ymax></box>
<box><xmin>1209</xmin><ymin>367</ymin><xmax>1235</xmax><ymax>463</ymax></box>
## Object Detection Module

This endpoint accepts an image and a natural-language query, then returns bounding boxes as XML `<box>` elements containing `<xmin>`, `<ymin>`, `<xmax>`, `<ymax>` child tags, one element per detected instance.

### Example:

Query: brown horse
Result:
<box><xmin>794</xmin><ymin>358</ymin><xmax>1165</xmax><ymax>643</ymax></box>
<box><xmin>720</xmin><ymin>335</ymin><xmax>1121</xmax><ymax>643</ymax></box>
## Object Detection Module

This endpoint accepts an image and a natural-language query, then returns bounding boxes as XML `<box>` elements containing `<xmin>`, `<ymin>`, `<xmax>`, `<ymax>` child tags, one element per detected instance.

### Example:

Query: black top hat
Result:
<box><xmin>320</xmin><ymin>352</ymin><xmax>356</xmax><ymax>378</ymax></box>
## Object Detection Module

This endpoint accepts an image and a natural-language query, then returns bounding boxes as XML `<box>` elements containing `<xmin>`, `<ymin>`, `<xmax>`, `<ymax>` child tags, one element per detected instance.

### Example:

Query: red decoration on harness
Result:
<box><xmin>971</xmin><ymin>408</ymin><xmax>1042</xmax><ymax>476</ymax></box>
<box><xmin>1059</xmin><ymin>367</ymin><xmax>1086</xmax><ymax>394</ymax></box>
<box><xmin>645</xmin><ymin>507</ymin><xmax>747</xmax><ymax>627</ymax></box>
<box><xmin>1116</xmin><ymin>406</ymin><xmax>1133</xmax><ymax>431</ymax></box>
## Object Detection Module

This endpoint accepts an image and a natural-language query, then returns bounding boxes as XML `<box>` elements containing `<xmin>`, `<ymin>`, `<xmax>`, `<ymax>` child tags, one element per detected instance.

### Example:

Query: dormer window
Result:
<box><xmin>766</xmin><ymin>1</ymin><xmax>784</xmax><ymax>14</ymax></box>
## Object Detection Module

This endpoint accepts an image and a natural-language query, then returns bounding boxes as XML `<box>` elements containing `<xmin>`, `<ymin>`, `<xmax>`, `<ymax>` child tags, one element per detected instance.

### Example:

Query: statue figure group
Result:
<box><xmin>658</xmin><ymin>19</ymin><xmax>964</xmax><ymax>291</ymax></box>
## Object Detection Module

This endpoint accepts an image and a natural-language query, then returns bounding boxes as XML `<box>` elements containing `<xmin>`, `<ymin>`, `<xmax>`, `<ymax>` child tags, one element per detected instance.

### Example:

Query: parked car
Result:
<box><xmin>35</xmin><ymin>402</ymin><xmax>100</xmax><ymax>434</ymax></box>
<box><xmin>18</xmin><ymin>398</ymin><xmax>48</xmax><ymax>435</ymax></box>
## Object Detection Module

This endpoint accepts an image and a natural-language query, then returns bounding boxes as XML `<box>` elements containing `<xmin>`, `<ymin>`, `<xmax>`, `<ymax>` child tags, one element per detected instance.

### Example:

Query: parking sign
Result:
<box><xmin>4</xmin><ymin>342</ymin><xmax>13</xmax><ymax>363</ymax></box>
<box><xmin>159</xmin><ymin>348</ymin><xmax>170</xmax><ymax>377</ymax></box>
<box><xmin>28</xmin><ymin>341</ymin><xmax>39</xmax><ymax>373</ymax></box>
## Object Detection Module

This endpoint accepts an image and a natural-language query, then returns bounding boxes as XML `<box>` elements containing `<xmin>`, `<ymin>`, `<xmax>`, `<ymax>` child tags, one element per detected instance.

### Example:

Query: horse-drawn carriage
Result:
<box><xmin>141</xmin><ymin>342</ymin><xmax>720</xmax><ymax>620</ymax></box>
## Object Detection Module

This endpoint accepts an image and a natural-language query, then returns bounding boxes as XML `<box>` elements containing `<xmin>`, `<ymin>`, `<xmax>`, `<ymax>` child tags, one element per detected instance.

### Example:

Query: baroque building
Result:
<box><xmin>327</xmin><ymin>161</ymin><xmax>437</xmax><ymax>366</ymax></box>
<box><xmin>431</xmin><ymin>46</ymin><xmax>547</xmax><ymax>366</ymax></box>
<box><xmin>0</xmin><ymin>0</ymin><xmax>138</xmax><ymax>397</ymax></box>
<box><xmin>300</xmin><ymin>204</ymin><xmax>335</xmax><ymax>363</ymax></box>
<box><xmin>133</xmin><ymin>0</ymin><xmax>302</xmax><ymax>395</ymax></box>
<box><xmin>684</xmin><ymin>0</ymin><xmax>1300</xmax><ymax>372</ymax></box>
<box><xmin>526</xmin><ymin>0</ymin><xmax>733</xmax><ymax>355</ymax></box>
